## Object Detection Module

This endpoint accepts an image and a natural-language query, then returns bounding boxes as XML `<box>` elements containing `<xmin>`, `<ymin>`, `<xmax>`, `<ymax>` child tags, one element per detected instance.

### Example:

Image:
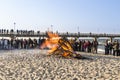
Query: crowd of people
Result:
<box><xmin>0</xmin><ymin>29</ymin><xmax>40</xmax><ymax>35</ymax></box>
<box><xmin>0</xmin><ymin>37</ymin><xmax>120</xmax><ymax>56</ymax></box>
<box><xmin>0</xmin><ymin>38</ymin><xmax>45</xmax><ymax>50</ymax></box>
<box><xmin>105</xmin><ymin>40</ymin><xmax>120</xmax><ymax>56</ymax></box>
<box><xmin>72</xmin><ymin>39</ymin><xmax>98</xmax><ymax>54</ymax></box>
<box><xmin>72</xmin><ymin>38</ymin><xmax>120</xmax><ymax>56</ymax></box>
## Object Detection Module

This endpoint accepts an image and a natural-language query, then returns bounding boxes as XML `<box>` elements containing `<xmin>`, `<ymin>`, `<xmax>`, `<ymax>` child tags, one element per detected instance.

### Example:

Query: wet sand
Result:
<box><xmin>0</xmin><ymin>49</ymin><xmax>120</xmax><ymax>80</ymax></box>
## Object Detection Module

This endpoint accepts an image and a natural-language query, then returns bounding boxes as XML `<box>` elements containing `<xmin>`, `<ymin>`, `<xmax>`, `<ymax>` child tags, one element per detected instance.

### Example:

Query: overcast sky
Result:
<box><xmin>0</xmin><ymin>0</ymin><xmax>120</xmax><ymax>33</ymax></box>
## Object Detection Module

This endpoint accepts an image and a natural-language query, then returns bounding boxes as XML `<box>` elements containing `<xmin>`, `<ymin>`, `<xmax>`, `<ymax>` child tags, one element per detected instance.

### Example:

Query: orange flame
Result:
<box><xmin>40</xmin><ymin>32</ymin><xmax>75</xmax><ymax>57</ymax></box>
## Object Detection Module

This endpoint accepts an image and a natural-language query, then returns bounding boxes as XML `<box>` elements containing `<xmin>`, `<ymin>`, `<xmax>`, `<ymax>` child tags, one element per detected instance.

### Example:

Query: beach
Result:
<box><xmin>0</xmin><ymin>49</ymin><xmax>120</xmax><ymax>80</ymax></box>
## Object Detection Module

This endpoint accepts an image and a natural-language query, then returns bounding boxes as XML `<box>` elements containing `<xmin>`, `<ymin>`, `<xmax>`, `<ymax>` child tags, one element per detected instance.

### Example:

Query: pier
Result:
<box><xmin>0</xmin><ymin>30</ymin><xmax>120</xmax><ymax>41</ymax></box>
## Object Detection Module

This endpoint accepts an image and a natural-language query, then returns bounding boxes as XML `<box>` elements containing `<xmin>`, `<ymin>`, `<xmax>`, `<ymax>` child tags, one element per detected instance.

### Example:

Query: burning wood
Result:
<box><xmin>40</xmin><ymin>32</ymin><xmax>83</xmax><ymax>59</ymax></box>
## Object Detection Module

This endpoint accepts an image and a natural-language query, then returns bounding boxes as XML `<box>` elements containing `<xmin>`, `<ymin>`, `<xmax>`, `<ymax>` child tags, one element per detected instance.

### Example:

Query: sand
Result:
<box><xmin>0</xmin><ymin>49</ymin><xmax>120</xmax><ymax>80</ymax></box>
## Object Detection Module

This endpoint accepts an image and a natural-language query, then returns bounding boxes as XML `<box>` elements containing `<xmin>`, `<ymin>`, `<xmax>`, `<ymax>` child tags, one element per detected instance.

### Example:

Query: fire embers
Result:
<box><xmin>40</xmin><ymin>32</ymin><xmax>80</xmax><ymax>58</ymax></box>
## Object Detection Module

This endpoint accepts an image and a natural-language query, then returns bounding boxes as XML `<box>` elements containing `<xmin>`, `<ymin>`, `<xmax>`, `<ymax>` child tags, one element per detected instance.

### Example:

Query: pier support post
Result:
<box><xmin>110</xmin><ymin>37</ymin><xmax>113</xmax><ymax>42</ymax></box>
<box><xmin>94</xmin><ymin>37</ymin><xmax>98</xmax><ymax>41</ymax></box>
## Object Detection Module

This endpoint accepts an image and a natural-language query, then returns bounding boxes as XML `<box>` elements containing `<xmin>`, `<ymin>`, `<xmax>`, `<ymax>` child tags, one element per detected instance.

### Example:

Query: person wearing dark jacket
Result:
<box><xmin>104</xmin><ymin>40</ymin><xmax>109</xmax><ymax>55</ymax></box>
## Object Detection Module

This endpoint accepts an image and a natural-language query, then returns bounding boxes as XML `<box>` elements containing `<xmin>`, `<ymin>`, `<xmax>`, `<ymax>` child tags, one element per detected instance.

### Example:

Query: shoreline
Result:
<box><xmin>0</xmin><ymin>49</ymin><xmax>119</xmax><ymax>58</ymax></box>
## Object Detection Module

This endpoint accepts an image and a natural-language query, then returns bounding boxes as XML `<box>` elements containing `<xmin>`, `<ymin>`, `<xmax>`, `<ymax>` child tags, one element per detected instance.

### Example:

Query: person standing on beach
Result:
<box><xmin>92</xmin><ymin>38</ymin><xmax>98</xmax><ymax>54</ymax></box>
<box><xmin>113</xmin><ymin>40</ymin><xmax>119</xmax><ymax>56</ymax></box>
<box><xmin>104</xmin><ymin>40</ymin><xmax>109</xmax><ymax>55</ymax></box>
<box><xmin>108</xmin><ymin>40</ymin><xmax>113</xmax><ymax>55</ymax></box>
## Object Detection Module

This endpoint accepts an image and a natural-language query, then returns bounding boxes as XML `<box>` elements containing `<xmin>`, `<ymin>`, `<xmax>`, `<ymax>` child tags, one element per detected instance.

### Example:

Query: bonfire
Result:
<box><xmin>40</xmin><ymin>32</ymin><xmax>83</xmax><ymax>59</ymax></box>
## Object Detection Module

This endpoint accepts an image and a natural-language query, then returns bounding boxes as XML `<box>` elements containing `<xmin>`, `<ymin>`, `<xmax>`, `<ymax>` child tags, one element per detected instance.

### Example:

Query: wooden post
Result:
<box><xmin>94</xmin><ymin>37</ymin><xmax>98</xmax><ymax>41</ymax></box>
<box><xmin>110</xmin><ymin>37</ymin><xmax>113</xmax><ymax>42</ymax></box>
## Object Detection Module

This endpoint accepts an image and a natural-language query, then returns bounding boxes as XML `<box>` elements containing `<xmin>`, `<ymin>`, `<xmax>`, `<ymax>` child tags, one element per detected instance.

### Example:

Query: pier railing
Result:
<box><xmin>0</xmin><ymin>31</ymin><xmax>120</xmax><ymax>38</ymax></box>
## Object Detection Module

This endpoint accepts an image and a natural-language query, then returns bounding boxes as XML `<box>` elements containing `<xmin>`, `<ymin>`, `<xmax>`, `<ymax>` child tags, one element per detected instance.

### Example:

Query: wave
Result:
<box><xmin>98</xmin><ymin>48</ymin><xmax>105</xmax><ymax>53</ymax></box>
